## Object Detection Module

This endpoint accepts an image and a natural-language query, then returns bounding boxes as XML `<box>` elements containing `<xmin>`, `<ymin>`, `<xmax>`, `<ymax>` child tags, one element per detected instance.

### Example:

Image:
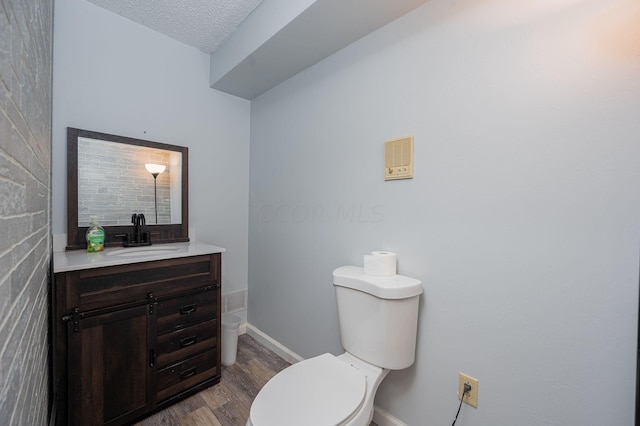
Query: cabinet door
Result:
<box><xmin>67</xmin><ymin>304</ymin><xmax>155</xmax><ymax>426</ymax></box>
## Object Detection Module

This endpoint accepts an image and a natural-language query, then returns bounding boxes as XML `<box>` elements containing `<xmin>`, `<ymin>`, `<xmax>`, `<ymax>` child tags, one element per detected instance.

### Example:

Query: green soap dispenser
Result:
<box><xmin>86</xmin><ymin>216</ymin><xmax>105</xmax><ymax>252</ymax></box>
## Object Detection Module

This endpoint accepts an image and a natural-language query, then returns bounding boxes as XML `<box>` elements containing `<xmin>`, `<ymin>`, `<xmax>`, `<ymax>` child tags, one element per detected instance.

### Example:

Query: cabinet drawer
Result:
<box><xmin>156</xmin><ymin>320</ymin><xmax>217</xmax><ymax>368</ymax></box>
<box><xmin>58</xmin><ymin>255</ymin><xmax>219</xmax><ymax>312</ymax></box>
<box><xmin>156</xmin><ymin>350</ymin><xmax>217</xmax><ymax>402</ymax></box>
<box><xmin>156</xmin><ymin>290</ymin><xmax>217</xmax><ymax>335</ymax></box>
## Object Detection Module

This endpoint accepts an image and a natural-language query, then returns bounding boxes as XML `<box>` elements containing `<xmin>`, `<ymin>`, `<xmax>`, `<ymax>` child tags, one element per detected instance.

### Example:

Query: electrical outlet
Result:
<box><xmin>458</xmin><ymin>373</ymin><xmax>479</xmax><ymax>408</ymax></box>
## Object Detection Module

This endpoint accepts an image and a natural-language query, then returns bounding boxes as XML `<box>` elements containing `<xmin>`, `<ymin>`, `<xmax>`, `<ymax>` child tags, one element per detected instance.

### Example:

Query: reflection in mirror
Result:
<box><xmin>77</xmin><ymin>138</ymin><xmax>182</xmax><ymax>226</ymax></box>
<box><xmin>67</xmin><ymin>128</ymin><xmax>189</xmax><ymax>250</ymax></box>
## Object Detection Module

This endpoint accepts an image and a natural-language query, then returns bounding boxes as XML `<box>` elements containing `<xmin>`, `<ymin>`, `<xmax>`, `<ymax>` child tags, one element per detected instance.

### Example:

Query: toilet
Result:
<box><xmin>247</xmin><ymin>265</ymin><xmax>423</xmax><ymax>426</ymax></box>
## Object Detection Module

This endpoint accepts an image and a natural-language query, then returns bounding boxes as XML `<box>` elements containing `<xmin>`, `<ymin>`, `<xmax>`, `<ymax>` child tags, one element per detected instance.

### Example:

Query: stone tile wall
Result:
<box><xmin>0</xmin><ymin>0</ymin><xmax>53</xmax><ymax>424</ymax></box>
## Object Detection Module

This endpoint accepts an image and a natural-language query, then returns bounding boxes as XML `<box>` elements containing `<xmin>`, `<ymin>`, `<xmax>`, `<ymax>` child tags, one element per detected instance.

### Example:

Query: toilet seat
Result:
<box><xmin>249</xmin><ymin>353</ymin><xmax>366</xmax><ymax>426</ymax></box>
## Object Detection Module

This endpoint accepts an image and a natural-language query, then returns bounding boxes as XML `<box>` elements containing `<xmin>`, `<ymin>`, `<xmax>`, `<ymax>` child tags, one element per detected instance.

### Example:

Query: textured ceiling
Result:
<box><xmin>85</xmin><ymin>0</ymin><xmax>264</xmax><ymax>53</ymax></box>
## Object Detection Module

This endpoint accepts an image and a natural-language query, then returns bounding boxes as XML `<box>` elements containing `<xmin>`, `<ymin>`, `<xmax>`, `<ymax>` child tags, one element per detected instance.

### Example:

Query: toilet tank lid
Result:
<box><xmin>333</xmin><ymin>266</ymin><xmax>423</xmax><ymax>299</ymax></box>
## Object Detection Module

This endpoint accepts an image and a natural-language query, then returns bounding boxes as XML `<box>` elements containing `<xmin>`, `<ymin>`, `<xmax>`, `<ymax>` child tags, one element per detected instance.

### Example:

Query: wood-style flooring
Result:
<box><xmin>135</xmin><ymin>333</ymin><xmax>378</xmax><ymax>426</ymax></box>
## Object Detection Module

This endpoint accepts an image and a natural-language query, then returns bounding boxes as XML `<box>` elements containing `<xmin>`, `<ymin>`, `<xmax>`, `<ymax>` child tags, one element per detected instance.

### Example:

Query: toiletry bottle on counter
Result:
<box><xmin>86</xmin><ymin>216</ymin><xmax>105</xmax><ymax>252</ymax></box>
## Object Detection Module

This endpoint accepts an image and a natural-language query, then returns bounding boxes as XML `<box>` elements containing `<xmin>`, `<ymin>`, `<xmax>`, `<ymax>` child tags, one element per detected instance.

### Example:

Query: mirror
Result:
<box><xmin>76</xmin><ymin>138</ymin><xmax>182</xmax><ymax>226</ymax></box>
<box><xmin>67</xmin><ymin>128</ymin><xmax>189</xmax><ymax>250</ymax></box>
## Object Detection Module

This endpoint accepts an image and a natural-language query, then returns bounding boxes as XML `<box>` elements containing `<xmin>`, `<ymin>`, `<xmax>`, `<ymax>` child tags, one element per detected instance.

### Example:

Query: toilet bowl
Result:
<box><xmin>247</xmin><ymin>352</ymin><xmax>388</xmax><ymax>426</ymax></box>
<box><xmin>247</xmin><ymin>266</ymin><xmax>423</xmax><ymax>426</ymax></box>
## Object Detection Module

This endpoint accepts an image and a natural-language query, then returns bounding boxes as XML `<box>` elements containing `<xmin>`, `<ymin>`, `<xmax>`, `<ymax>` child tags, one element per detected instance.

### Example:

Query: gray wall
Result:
<box><xmin>0</xmin><ymin>0</ymin><xmax>52</xmax><ymax>424</ymax></box>
<box><xmin>249</xmin><ymin>0</ymin><xmax>640</xmax><ymax>424</ymax></box>
<box><xmin>52</xmin><ymin>0</ymin><xmax>251</xmax><ymax>315</ymax></box>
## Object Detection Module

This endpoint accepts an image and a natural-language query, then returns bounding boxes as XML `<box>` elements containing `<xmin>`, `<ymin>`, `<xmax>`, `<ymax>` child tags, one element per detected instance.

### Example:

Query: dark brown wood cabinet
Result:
<box><xmin>52</xmin><ymin>253</ymin><xmax>222</xmax><ymax>426</ymax></box>
<box><xmin>66</xmin><ymin>304</ymin><xmax>154</xmax><ymax>425</ymax></box>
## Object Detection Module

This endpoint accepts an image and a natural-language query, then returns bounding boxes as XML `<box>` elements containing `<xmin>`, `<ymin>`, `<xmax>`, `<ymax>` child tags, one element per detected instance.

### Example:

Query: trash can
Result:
<box><xmin>221</xmin><ymin>313</ymin><xmax>241</xmax><ymax>366</ymax></box>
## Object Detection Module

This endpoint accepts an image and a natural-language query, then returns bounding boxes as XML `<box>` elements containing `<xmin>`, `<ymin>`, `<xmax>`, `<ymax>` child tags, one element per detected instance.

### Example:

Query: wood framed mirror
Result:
<box><xmin>66</xmin><ymin>127</ymin><xmax>189</xmax><ymax>250</ymax></box>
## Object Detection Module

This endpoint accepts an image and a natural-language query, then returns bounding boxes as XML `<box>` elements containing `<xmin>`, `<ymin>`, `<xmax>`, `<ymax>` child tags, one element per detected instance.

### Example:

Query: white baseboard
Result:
<box><xmin>372</xmin><ymin>406</ymin><xmax>408</xmax><ymax>426</ymax></box>
<box><xmin>245</xmin><ymin>323</ymin><xmax>304</xmax><ymax>364</ymax></box>
<box><xmin>243</xmin><ymin>323</ymin><xmax>407</xmax><ymax>426</ymax></box>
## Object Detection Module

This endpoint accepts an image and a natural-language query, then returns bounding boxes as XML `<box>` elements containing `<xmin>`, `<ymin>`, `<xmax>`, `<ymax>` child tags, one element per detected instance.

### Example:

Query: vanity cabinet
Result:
<box><xmin>52</xmin><ymin>252</ymin><xmax>222</xmax><ymax>426</ymax></box>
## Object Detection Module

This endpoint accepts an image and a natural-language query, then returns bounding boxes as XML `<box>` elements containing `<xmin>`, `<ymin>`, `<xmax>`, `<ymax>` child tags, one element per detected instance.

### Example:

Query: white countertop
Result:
<box><xmin>53</xmin><ymin>241</ymin><xmax>226</xmax><ymax>273</ymax></box>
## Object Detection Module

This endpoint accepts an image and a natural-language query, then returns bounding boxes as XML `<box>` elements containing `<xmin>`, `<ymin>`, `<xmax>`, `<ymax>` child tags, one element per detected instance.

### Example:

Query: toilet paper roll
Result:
<box><xmin>363</xmin><ymin>251</ymin><xmax>397</xmax><ymax>276</ymax></box>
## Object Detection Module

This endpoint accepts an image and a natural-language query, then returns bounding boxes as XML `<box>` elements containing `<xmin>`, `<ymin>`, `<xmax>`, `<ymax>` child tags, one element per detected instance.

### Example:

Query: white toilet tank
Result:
<box><xmin>333</xmin><ymin>266</ymin><xmax>423</xmax><ymax>370</ymax></box>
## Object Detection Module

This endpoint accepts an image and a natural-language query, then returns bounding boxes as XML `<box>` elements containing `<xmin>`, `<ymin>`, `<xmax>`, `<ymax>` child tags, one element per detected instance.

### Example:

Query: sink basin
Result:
<box><xmin>106</xmin><ymin>246</ymin><xmax>182</xmax><ymax>257</ymax></box>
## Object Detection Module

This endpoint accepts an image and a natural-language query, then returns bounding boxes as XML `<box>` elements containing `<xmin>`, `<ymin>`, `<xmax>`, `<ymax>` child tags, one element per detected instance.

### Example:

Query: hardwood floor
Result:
<box><xmin>135</xmin><ymin>333</ymin><xmax>377</xmax><ymax>426</ymax></box>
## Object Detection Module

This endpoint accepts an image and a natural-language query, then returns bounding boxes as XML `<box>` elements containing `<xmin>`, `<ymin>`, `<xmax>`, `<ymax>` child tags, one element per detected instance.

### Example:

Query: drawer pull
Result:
<box><xmin>180</xmin><ymin>367</ymin><xmax>197</xmax><ymax>380</ymax></box>
<box><xmin>179</xmin><ymin>335</ymin><xmax>198</xmax><ymax>348</ymax></box>
<box><xmin>179</xmin><ymin>304</ymin><xmax>197</xmax><ymax>315</ymax></box>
